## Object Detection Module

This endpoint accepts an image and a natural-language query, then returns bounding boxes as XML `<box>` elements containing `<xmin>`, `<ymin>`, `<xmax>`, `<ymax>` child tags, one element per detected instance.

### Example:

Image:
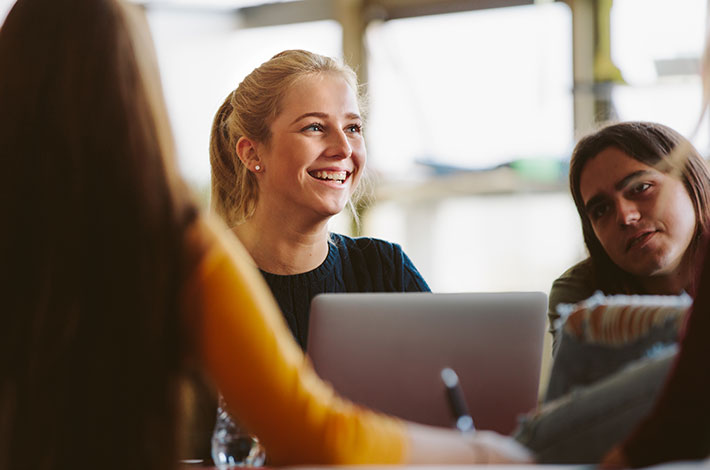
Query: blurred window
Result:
<box><xmin>365</xmin><ymin>3</ymin><xmax>574</xmax><ymax>175</ymax></box>
<box><xmin>611</xmin><ymin>0</ymin><xmax>708</xmax><ymax>150</ymax></box>
<box><xmin>0</xmin><ymin>0</ymin><xmax>12</xmax><ymax>22</ymax></box>
<box><xmin>146</xmin><ymin>11</ymin><xmax>342</xmax><ymax>187</ymax></box>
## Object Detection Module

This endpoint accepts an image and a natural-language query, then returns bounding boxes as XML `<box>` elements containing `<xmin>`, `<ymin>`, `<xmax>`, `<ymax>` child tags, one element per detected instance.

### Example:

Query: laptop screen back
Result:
<box><xmin>306</xmin><ymin>292</ymin><xmax>547</xmax><ymax>434</ymax></box>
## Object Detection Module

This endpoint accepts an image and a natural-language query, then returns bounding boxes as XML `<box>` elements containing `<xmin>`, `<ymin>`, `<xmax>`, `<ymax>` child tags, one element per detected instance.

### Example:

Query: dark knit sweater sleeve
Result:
<box><xmin>620</xmin><ymin>243</ymin><xmax>710</xmax><ymax>467</ymax></box>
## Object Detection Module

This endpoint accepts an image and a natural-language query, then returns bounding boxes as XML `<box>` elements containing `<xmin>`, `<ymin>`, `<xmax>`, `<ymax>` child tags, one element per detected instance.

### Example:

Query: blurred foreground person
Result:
<box><xmin>0</xmin><ymin>1</ymin><xmax>530</xmax><ymax>469</ymax></box>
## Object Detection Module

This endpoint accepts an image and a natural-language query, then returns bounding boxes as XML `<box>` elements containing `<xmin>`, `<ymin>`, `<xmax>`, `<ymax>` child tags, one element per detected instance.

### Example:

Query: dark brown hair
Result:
<box><xmin>0</xmin><ymin>1</ymin><xmax>198</xmax><ymax>469</ymax></box>
<box><xmin>569</xmin><ymin>121</ymin><xmax>710</xmax><ymax>294</ymax></box>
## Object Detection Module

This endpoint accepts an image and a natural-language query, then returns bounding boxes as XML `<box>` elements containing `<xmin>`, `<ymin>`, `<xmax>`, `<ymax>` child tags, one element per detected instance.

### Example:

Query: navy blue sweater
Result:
<box><xmin>260</xmin><ymin>233</ymin><xmax>430</xmax><ymax>350</ymax></box>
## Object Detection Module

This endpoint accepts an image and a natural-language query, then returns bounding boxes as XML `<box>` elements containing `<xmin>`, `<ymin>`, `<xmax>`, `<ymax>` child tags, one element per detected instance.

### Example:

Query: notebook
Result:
<box><xmin>306</xmin><ymin>292</ymin><xmax>547</xmax><ymax>434</ymax></box>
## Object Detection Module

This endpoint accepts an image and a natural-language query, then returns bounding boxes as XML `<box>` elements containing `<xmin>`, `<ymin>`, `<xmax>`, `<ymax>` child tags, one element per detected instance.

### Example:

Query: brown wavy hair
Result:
<box><xmin>569</xmin><ymin>121</ymin><xmax>710</xmax><ymax>294</ymax></box>
<box><xmin>0</xmin><ymin>1</ymin><xmax>198</xmax><ymax>469</ymax></box>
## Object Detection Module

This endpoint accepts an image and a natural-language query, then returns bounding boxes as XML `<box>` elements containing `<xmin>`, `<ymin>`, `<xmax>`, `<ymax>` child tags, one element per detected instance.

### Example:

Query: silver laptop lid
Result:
<box><xmin>306</xmin><ymin>292</ymin><xmax>547</xmax><ymax>434</ymax></box>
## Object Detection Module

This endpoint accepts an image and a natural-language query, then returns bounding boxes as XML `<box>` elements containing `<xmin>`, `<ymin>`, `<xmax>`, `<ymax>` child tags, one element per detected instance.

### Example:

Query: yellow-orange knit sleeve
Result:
<box><xmin>184</xmin><ymin>218</ymin><xmax>408</xmax><ymax>466</ymax></box>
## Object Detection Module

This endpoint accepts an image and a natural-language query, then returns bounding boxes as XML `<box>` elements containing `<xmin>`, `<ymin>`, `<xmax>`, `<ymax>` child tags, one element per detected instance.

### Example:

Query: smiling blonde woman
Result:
<box><xmin>210</xmin><ymin>50</ymin><xmax>430</xmax><ymax>350</ymax></box>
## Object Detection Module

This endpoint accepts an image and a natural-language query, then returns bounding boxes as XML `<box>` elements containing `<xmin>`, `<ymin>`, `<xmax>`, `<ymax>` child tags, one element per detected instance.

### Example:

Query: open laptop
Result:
<box><xmin>306</xmin><ymin>292</ymin><xmax>547</xmax><ymax>434</ymax></box>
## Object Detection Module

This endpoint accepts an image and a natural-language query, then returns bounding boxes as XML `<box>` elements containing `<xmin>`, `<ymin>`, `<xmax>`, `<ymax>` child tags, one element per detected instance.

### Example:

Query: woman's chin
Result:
<box><xmin>313</xmin><ymin>203</ymin><xmax>348</xmax><ymax>221</ymax></box>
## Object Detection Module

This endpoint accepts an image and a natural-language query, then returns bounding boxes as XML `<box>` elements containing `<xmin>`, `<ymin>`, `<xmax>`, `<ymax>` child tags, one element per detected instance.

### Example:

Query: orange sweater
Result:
<box><xmin>183</xmin><ymin>219</ymin><xmax>407</xmax><ymax>465</ymax></box>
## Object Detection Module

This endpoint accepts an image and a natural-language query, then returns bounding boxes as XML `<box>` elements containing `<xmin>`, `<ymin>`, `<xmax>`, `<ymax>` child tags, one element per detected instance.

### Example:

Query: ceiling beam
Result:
<box><xmin>141</xmin><ymin>0</ymin><xmax>541</xmax><ymax>24</ymax></box>
<box><xmin>238</xmin><ymin>0</ymin><xmax>334</xmax><ymax>27</ymax></box>
<box><xmin>366</xmin><ymin>0</ymin><xmax>535</xmax><ymax>21</ymax></box>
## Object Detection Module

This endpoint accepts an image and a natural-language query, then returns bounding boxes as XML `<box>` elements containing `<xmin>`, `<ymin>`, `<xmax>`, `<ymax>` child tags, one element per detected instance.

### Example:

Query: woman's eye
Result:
<box><xmin>631</xmin><ymin>182</ymin><xmax>651</xmax><ymax>194</ymax></box>
<box><xmin>346</xmin><ymin>124</ymin><xmax>362</xmax><ymax>134</ymax></box>
<box><xmin>303</xmin><ymin>123</ymin><xmax>324</xmax><ymax>132</ymax></box>
<box><xmin>591</xmin><ymin>203</ymin><xmax>610</xmax><ymax>220</ymax></box>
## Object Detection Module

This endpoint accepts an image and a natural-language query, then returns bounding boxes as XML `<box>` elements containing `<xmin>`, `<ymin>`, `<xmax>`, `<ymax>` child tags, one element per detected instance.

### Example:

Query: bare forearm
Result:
<box><xmin>405</xmin><ymin>423</ymin><xmax>533</xmax><ymax>464</ymax></box>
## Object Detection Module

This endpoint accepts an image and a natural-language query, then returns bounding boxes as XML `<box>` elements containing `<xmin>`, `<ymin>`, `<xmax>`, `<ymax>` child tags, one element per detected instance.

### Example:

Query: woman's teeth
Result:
<box><xmin>310</xmin><ymin>170</ymin><xmax>347</xmax><ymax>183</ymax></box>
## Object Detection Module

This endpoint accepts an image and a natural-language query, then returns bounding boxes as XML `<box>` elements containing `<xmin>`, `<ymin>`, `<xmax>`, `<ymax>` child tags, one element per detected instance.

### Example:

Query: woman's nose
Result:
<box><xmin>326</xmin><ymin>129</ymin><xmax>353</xmax><ymax>159</ymax></box>
<box><xmin>616</xmin><ymin>199</ymin><xmax>641</xmax><ymax>226</ymax></box>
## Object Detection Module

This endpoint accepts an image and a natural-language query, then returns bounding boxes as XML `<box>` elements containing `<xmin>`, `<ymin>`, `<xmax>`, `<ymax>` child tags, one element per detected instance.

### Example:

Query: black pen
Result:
<box><xmin>441</xmin><ymin>367</ymin><xmax>476</xmax><ymax>434</ymax></box>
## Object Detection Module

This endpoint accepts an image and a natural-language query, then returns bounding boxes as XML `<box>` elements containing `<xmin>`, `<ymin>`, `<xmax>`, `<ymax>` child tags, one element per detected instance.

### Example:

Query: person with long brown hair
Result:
<box><xmin>547</xmin><ymin>121</ymin><xmax>710</xmax><ymax>351</ymax></box>
<box><xmin>0</xmin><ymin>0</ymin><xmax>198</xmax><ymax>467</ymax></box>
<box><xmin>0</xmin><ymin>0</ymin><xmax>531</xmax><ymax>469</ymax></box>
<box><xmin>510</xmin><ymin>121</ymin><xmax>710</xmax><ymax>464</ymax></box>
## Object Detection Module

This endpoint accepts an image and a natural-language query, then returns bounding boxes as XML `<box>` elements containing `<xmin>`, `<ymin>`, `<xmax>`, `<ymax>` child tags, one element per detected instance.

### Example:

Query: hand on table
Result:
<box><xmin>468</xmin><ymin>430</ymin><xmax>534</xmax><ymax>464</ymax></box>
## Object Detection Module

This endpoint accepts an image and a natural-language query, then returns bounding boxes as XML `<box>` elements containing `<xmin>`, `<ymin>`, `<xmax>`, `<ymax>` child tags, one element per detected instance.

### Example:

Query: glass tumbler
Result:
<box><xmin>211</xmin><ymin>395</ymin><xmax>266</xmax><ymax>468</ymax></box>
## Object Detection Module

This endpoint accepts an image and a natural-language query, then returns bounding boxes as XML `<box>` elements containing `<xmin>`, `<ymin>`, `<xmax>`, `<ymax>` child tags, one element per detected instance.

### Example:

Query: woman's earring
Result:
<box><xmin>254</xmin><ymin>165</ymin><xmax>261</xmax><ymax>172</ymax></box>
